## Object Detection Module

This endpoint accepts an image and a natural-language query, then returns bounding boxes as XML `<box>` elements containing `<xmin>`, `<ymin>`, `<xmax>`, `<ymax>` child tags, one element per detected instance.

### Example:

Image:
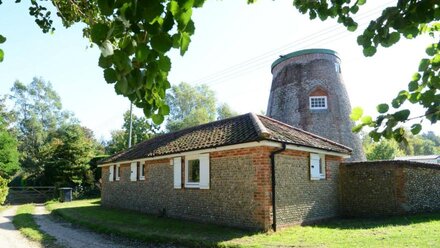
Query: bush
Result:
<box><xmin>0</xmin><ymin>176</ymin><xmax>9</xmax><ymax>205</ymax></box>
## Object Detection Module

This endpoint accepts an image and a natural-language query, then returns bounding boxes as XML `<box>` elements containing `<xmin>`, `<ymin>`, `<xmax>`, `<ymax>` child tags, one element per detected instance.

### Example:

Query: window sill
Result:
<box><xmin>310</xmin><ymin>176</ymin><xmax>326</xmax><ymax>181</ymax></box>
<box><xmin>139</xmin><ymin>176</ymin><xmax>145</xmax><ymax>181</ymax></box>
<box><xmin>185</xmin><ymin>182</ymin><xmax>200</xmax><ymax>188</ymax></box>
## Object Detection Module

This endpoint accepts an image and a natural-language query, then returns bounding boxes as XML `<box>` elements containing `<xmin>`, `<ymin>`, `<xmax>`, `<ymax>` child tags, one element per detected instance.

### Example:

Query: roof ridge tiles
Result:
<box><xmin>248</xmin><ymin>112</ymin><xmax>271</xmax><ymax>139</ymax></box>
<box><xmin>257</xmin><ymin>114</ymin><xmax>353</xmax><ymax>152</ymax></box>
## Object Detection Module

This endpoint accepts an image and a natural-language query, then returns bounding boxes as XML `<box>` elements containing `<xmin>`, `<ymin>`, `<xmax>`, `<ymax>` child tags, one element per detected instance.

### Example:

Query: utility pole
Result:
<box><xmin>128</xmin><ymin>102</ymin><xmax>133</xmax><ymax>148</ymax></box>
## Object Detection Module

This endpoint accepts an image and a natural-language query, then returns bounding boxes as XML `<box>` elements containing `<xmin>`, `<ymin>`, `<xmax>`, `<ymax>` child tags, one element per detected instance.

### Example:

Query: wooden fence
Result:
<box><xmin>7</xmin><ymin>186</ymin><xmax>56</xmax><ymax>204</ymax></box>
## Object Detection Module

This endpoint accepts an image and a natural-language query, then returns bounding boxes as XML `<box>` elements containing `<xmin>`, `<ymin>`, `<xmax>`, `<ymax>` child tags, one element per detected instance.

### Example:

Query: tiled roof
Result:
<box><xmin>100</xmin><ymin>113</ymin><xmax>351</xmax><ymax>164</ymax></box>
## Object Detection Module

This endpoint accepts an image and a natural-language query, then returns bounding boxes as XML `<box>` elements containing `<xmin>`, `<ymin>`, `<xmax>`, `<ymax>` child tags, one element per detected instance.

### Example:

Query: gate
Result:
<box><xmin>7</xmin><ymin>186</ymin><xmax>56</xmax><ymax>204</ymax></box>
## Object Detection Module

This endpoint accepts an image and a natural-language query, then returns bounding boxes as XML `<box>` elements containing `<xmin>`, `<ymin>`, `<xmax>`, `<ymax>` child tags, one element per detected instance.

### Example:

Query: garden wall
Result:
<box><xmin>340</xmin><ymin>160</ymin><xmax>440</xmax><ymax>217</ymax></box>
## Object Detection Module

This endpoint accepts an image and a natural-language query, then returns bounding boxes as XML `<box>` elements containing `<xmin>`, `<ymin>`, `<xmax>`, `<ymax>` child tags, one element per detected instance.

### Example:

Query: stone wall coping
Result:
<box><xmin>342</xmin><ymin>160</ymin><xmax>440</xmax><ymax>170</ymax></box>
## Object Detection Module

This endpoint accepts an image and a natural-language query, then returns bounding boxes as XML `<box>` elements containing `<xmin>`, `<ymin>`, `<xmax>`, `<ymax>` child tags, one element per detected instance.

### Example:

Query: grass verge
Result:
<box><xmin>13</xmin><ymin>204</ymin><xmax>60</xmax><ymax>248</ymax></box>
<box><xmin>46</xmin><ymin>199</ymin><xmax>253</xmax><ymax>247</ymax></box>
<box><xmin>47</xmin><ymin>199</ymin><xmax>440</xmax><ymax>248</ymax></box>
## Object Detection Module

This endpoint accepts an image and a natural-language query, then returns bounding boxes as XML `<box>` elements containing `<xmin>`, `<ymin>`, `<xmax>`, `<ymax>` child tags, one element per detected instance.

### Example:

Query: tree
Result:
<box><xmin>165</xmin><ymin>82</ymin><xmax>238</xmax><ymax>132</ymax></box>
<box><xmin>0</xmin><ymin>1</ymin><xmax>438</xmax><ymax>139</ymax></box>
<box><xmin>166</xmin><ymin>82</ymin><xmax>216</xmax><ymax>132</ymax></box>
<box><xmin>0</xmin><ymin>115</ymin><xmax>19</xmax><ymax>179</ymax></box>
<box><xmin>105</xmin><ymin>111</ymin><xmax>159</xmax><ymax>155</ymax></box>
<box><xmin>422</xmin><ymin>131</ymin><xmax>440</xmax><ymax>148</ymax></box>
<box><xmin>364</xmin><ymin>138</ymin><xmax>404</xmax><ymax>161</ymax></box>
<box><xmin>9</xmin><ymin>78</ymin><xmax>73</xmax><ymax>176</ymax></box>
<box><xmin>41</xmin><ymin>124</ymin><xmax>97</xmax><ymax>187</ymax></box>
<box><xmin>217</xmin><ymin>103</ymin><xmax>238</xmax><ymax>120</ymax></box>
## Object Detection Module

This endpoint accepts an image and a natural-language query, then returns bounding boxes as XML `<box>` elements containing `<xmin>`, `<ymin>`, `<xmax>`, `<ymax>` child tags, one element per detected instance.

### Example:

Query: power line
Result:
<box><xmin>190</xmin><ymin>1</ymin><xmax>395</xmax><ymax>86</ymax></box>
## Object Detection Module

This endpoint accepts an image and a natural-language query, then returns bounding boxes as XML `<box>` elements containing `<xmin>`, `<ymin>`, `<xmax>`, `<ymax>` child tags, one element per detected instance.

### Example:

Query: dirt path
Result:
<box><xmin>33</xmin><ymin>204</ymin><xmax>177</xmax><ymax>248</ymax></box>
<box><xmin>0</xmin><ymin>206</ymin><xmax>42</xmax><ymax>248</ymax></box>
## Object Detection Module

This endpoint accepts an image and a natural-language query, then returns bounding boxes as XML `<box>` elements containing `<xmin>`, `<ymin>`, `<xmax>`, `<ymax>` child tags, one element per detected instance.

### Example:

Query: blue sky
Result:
<box><xmin>0</xmin><ymin>1</ymin><xmax>438</xmax><ymax>140</ymax></box>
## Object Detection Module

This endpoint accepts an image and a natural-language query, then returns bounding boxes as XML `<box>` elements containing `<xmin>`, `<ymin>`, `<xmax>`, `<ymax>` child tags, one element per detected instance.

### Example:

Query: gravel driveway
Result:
<box><xmin>33</xmin><ymin>204</ymin><xmax>181</xmax><ymax>248</ymax></box>
<box><xmin>0</xmin><ymin>206</ymin><xmax>42</xmax><ymax>248</ymax></box>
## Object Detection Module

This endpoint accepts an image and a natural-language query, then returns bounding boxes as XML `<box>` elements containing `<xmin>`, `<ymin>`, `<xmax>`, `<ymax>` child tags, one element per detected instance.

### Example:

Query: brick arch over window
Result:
<box><xmin>309</xmin><ymin>86</ymin><xmax>329</xmax><ymax>110</ymax></box>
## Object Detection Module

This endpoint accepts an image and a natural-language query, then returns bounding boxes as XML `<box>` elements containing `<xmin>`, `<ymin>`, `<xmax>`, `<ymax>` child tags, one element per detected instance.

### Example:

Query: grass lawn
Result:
<box><xmin>47</xmin><ymin>199</ymin><xmax>440</xmax><ymax>247</ymax></box>
<box><xmin>13</xmin><ymin>204</ymin><xmax>60</xmax><ymax>248</ymax></box>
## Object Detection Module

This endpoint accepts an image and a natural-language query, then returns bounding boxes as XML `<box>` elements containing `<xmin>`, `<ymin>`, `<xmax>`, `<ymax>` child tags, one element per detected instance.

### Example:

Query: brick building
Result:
<box><xmin>99</xmin><ymin>113</ymin><xmax>351</xmax><ymax>230</ymax></box>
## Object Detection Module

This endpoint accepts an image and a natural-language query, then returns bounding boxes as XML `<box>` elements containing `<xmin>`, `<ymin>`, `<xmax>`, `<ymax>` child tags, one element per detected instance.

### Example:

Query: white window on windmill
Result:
<box><xmin>335</xmin><ymin>62</ymin><xmax>341</xmax><ymax>73</ymax></box>
<box><xmin>309</xmin><ymin>96</ymin><xmax>327</xmax><ymax>110</ymax></box>
<box><xmin>309</xmin><ymin>87</ymin><xmax>328</xmax><ymax>110</ymax></box>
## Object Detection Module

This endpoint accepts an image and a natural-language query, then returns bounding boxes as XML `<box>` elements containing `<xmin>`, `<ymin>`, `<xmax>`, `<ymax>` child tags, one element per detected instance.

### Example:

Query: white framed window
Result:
<box><xmin>310</xmin><ymin>153</ymin><xmax>326</xmax><ymax>180</ymax></box>
<box><xmin>139</xmin><ymin>162</ymin><xmax>145</xmax><ymax>180</ymax></box>
<box><xmin>185</xmin><ymin>154</ymin><xmax>210</xmax><ymax>189</ymax></box>
<box><xmin>309</xmin><ymin>96</ymin><xmax>327</xmax><ymax>110</ymax></box>
<box><xmin>115</xmin><ymin>164</ymin><xmax>120</xmax><ymax>181</ymax></box>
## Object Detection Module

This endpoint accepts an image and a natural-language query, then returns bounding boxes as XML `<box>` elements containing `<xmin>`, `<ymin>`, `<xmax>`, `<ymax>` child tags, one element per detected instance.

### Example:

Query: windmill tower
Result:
<box><xmin>266</xmin><ymin>49</ymin><xmax>365</xmax><ymax>161</ymax></box>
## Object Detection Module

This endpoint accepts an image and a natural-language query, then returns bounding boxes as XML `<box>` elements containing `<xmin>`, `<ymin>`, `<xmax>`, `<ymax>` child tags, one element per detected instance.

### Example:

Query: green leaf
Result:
<box><xmin>376</xmin><ymin>104</ymin><xmax>389</xmax><ymax>113</ymax></box>
<box><xmin>135</xmin><ymin>45</ymin><xmax>150</xmax><ymax>63</ymax></box>
<box><xmin>0</xmin><ymin>35</ymin><xmax>6</xmax><ymax>44</ymax></box>
<box><xmin>103</xmin><ymin>68</ymin><xmax>118</xmax><ymax>84</ymax></box>
<box><xmin>159</xmin><ymin>104</ymin><xmax>170</xmax><ymax>115</ymax></box>
<box><xmin>180</xmin><ymin>32</ymin><xmax>191</xmax><ymax>55</ymax></box>
<box><xmin>352</xmin><ymin>124</ymin><xmax>364</xmax><ymax>133</ymax></box>
<box><xmin>91</xmin><ymin>23</ymin><xmax>110</xmax><ymax>44</ymax></box>
<box><xmin>158</xmin><ymin>55</ymin><xmax>171</xmax><ymax>72</ymax></box>
<box><xmin>152</xmin><ymin>113</ymin><xmax>164</xmax><ymax>124</ymax></box>
<box><xmin>431</xmin><ymin>54</ymin><xmax>440</xmax><ymax>66</ymax></box>
<box><xmin>411</xmin><ymin>73</ymin><xmax>421</xmax><ymax>81</ymax></box>
<box><xmin>410</xmin><ymin>123</ymin><xmax>422</xmax><ymax>135</ymax></box>
<box><xmin>115</xmin><ymin>77</ymin><xmax>129</xmax><ymax>95</ymax></box>
<box><xmin>0</xmin><ymin>49</ymin><xmax>3</xmax><ymax>62</ymax></box>
<box><xmin>194</xmin><ymin>0</ymin><xmax>205</xmax><ymax>7</ymax></box>
<box><xmin>426</xmin><ymin>44</ymin><xmax>437</xmax><ymax>56</ymax></box>
<box><xmin>347</xmin><ymin>23</ymin><xmax>358</xmax><ymax>32</ymax></box>
<box><xmin>363</xmin><ymin>46</ymin><xmax>376</xmax><ymax>57</ymax></box>
<box><xmin>97</xmin><ymin>0</ymin><xmax>114</xmax><ymax>16</ymax></box>
<box><xmin>388</xmin><ymin>32</ymin><xmax>400</xmax><ymax>45</ymax></box>
<box><xmin>369</xmin><ymin>131</ymin><xmax>381</xmax><ymax>142</ymax></box>
<box><xmin>98</xmin><ymin>55</ymin><xmax>113</xmax><ymax>68</ymax></box>
<box><xmin>408</xmin><ymin>81</ymin><xmax>419</xmax><ymax>92</ymax></box>
<box><xmin>361</xmin><ymin>116</ymin><xmax>372</xmax><ymax>124</ymax></box>
<box><xmin>150</xmin><ymin>33</ymin><xmax>173</xmax><ymax>54</ymax></box>
<box><xmin>393</xmin><ymin>109</ymin><xmax>410</xmax><ymax>121</ymax></box>
<box><xmin>350</xmin><ymin>6</ymin><xmax>359</xmax><ymax>14</ymax></box>
<box><xmin>357</xmin><ymin>0</ymin><xmax>366</xmax><ymax>5</ymax></box>
<box><xmin>418</xmin><ymin>58</ymin><xmax>430</xmax><ymax>71</ymax></box>
<box><xmin>350</xmin><ymin>107</ymin><xmax>363</xmax><ymax>121</ymax></box>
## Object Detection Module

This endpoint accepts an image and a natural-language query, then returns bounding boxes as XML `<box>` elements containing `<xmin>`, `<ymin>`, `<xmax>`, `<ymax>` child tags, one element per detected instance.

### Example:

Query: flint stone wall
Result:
<box><xmin>340</xmin><ymin>160</ymin><xmax>440</xmax><ymax>217</ymax></box>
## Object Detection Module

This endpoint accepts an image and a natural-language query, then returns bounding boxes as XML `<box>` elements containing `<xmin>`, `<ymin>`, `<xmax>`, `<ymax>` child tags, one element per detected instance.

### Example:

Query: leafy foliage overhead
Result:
<box><xmin>0</xmin><ymin>0</ymin><xmax>438</xmax><ymax>142</ymax></box>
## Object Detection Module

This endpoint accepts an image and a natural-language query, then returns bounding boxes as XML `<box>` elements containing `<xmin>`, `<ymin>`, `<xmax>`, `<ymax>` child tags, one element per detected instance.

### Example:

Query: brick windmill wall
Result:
<box><xmin>266</xmin><ymin>49</ymin><xmax>365</xmax><ymax>161</ymax></box>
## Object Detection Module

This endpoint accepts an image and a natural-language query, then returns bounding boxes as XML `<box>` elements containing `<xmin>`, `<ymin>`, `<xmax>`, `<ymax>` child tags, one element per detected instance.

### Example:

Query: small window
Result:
<box><xmin>139</xmin><ymin>162</ymin><xmax>145</xmax><ymax>180</ymax></box>
<box><xmin>309</xmin><ymin>96</ymin><xmax>327</xmax><ymax>110</ymax></box>
<box><xmin>310</xmin><ymin>153</ymin><xmax>326</xmax><ymax>180</ymax></box>
<box><xmin>335</xmin><ymin>63</ymin><xmax>341</xmax><ymax>73</ymax></box>
<box><xmin>185</xmin><ymin>154</ymin><xmax>210</xmax><ymax>189</ymax></box>
<box><xmin>115</xmin><ymin>164</ymin><xmax>120</xmax><ymax>181</ymax></box>
<box><xmin>187</xmin><ymin>159</ymin><xmax>200</xmax><ymax>183</ymax></box>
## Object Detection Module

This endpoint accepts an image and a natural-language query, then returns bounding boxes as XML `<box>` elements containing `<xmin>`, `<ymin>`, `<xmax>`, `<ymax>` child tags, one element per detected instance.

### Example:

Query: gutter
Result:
<box><xmin>270</xmin><ymin>142</ymin><xmax>286</xmax><ymax>232</ymax></box>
